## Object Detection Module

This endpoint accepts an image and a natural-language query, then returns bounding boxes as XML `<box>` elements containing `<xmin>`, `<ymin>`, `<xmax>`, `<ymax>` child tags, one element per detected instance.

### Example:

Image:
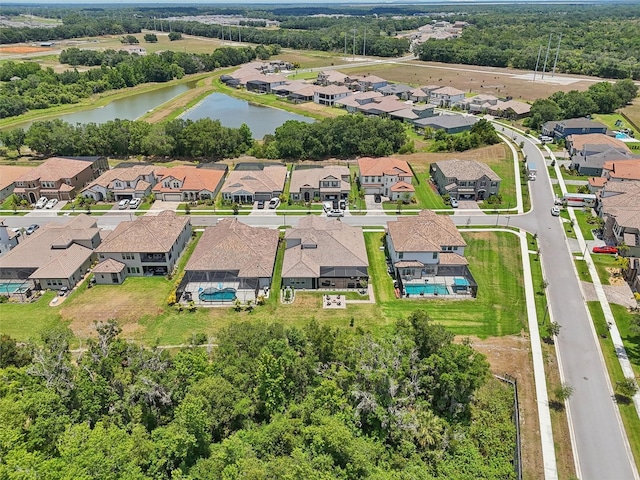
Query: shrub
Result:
<box><xmin>167</xmin><ymin>290</ymin><xmax>177</xmax><ymax>306</ymax></box>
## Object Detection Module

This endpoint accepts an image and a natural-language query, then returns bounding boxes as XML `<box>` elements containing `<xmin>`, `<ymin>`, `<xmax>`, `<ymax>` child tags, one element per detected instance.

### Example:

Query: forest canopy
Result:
<box><xmin>0</xmin><ymin>312</ymin><xmax>517</xmax><ymax>479</ymax></box>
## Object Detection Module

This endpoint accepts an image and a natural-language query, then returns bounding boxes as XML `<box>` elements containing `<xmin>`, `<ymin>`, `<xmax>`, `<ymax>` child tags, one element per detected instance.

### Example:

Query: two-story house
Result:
<box><xmin>94</xmin><ymin>211</ymin><xmax>192</xmax><ymax>282</ymax></box>
<box><xmin>598</xmin><ymin>180</ymin><xmax>640</xmax><ymax>257</ymax></box>
<box><xmin>567</xmin><ymin>134</ymin><xmax>637</xmax><ymax>176</ymax></box>
<box><xmin>313</xmin><ymin>85</ymin><xmax>351</xmax><ymax>106</ymax></box>
<box><xmin>289</xmin><ymin>166</ymin><xmax>351</xmax><ymax>203</ymax></box>
<box><xmin>386</xmin><ymin>210</ymin><xmax>477</xmax><ymax>296</ymax></box>
<box><xmin>221</xmin><ymin>165</ymin><xmax>287</xmax><ymax>204</ymax></box>
<box><xmin>81</xmin><ymin>165</ymin><xmax>158</xmax><ymax>202</ymax></box>
<box><xmin>429</xmin><ymin>86</ymin><xmax>465</xmax><ymax>108</ymax></box>
<box><xmin>358</xmin><ymin>157</ymin><xmax>415</xmax><ymax>201</ymax></box>
<box><xmin>356</xmin><ymin>75</ymin><xmax>388</xmax><ymax>92</ymax></box>
<box><xmin>542</xmin><ymin>118</ymin><xmax>608</xmax><ymax>138</ymax></box>
<box><xmin>13</xmin><ymin>156</ymin><xmax>108</xmax><ymax>203</ymax></box>
<box><xmin>431</xmin><ymin>159</ymin><xmax>501</xmax><ymax>201</ymax></box>
<box><xmin>152</xmin><ymin>165</ymin><xmax>227</xmax><ymax>202</ymax></box>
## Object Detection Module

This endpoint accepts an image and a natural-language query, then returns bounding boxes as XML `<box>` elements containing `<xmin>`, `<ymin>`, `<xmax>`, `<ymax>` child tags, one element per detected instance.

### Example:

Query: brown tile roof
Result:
<box><xmin>390</xmin><ymin>181</ymin><xmax>415</xmax><ymax>192</ymax></box>
<box><xmin>603</xmin><ymin>159</ymin><xmax>640</xmax><ymax>181</ymax></box>
<box><xmin>222</xmin><ymin>165</ymin><xmax>287</xmax><ymax>196</ymax></box>
<box><xmin>96</xmin><ymin>211</ymin><xmax>190</xmax><ymax>254</ymax></box>
<box><xmin>387</xmin><ymin>210</ymin><xmax>466</xmax><ymax>252</ymax></box>
<box><xmin>289</xmin><ymin>166</ymin><xmax>350</xmax><ymax>194</ymax></box>
<box><xmin>85</xmin><ymin>165</ymin><xmax>156</xmax><ymax>188</ymax></box>
<box><xmin>589</xmin><ymin>177</ymin><xmax>607</xmax><ymax>187</ymax></box>
<box><xmin>314</xmin><ymin>85</ymin><xmax>350</xmax><ymax>96</ymax></box>
<box><xmin>93</xmin><ymin>258</ymin><xmax>126</xmax><ymax>274</ymax></box>
<box><xmin>567</xmin><ymin>134</ymin><xmax>631</xmax><ymax>153</ymax></box>
<box><xmin>153</xmin><ymin>166</ymin><xmax>225</xmax><ymax>194</ymax></box>
<box><xmin>185</xmin><ymin>218</ymin><xmax>279</xmax><ymax>278</ymax></box>
<box><xmin>29</xmin><ymin>243</ymin><xmax>93</xmax><ymax>280</ymax></box>
<box><xmin>16</xmin><ymin>157</ymin><xmax>93</xmax><ymax>182</ymax></box>
<box><xmin>432</xmin><ymin>86</ymin><xmax>465</xmax><ymax>96</ymax></box>
<box><xmin>0</xmin><ymin>165</ymin><xmax>32</xmax><ymax>191</ymax></box>
<box><xmin>439</xmin><ymin>252</ymin><xmax>469</xmax><ymax>265</ymax></box>
<box><xmin>358</xmin><ymin>157</ymin><xmax>413</xmax><ymax>177</ymax></box>
<box><xmin>433</xmin><ymin>159</ymin><xmax>501</xmax><ymax>182</ymax></box>
<box><xmin>282</xmin><ymin>216</ymin><xmax>368</xmax><ymax>278</ymax></box>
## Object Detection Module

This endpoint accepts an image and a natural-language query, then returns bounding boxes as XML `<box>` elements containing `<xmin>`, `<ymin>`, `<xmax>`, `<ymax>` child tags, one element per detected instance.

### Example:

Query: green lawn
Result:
<box><xmin>574</xmin><ymin>259</ymin><xmax>592</xmax><ymax>283</ymax></box>
<box><xmin>559</xmin><ymin>166</ymin><xmax>590</xmax><ymax>182</ymax></box>
<box><xmin>587</xmin><ymin>302</ymin><xmax>640</xmax><ymax>471</ymax></box>
<box><xmin>478</xmin><ymin>150</ymin><xmax>518</xmax><ymax>210</ymax></box>
<box><xmin>574</xmin><ymin>209</ymin><xmax>596</xmax><ymax>240</ymax></box>
<box><xmin>593</xmin><ymin>113</ymin><xmax>632</xmax><ymax>131</ymax></box>
<box><xmin>590</xmin><ymin>254</ymin><xmax>622</xmax><ymax>286</ymax></box>
<box><xmin>0</xmin><ymin>292</ymin><xmax>63</xmax><ymax>341</ymax></box>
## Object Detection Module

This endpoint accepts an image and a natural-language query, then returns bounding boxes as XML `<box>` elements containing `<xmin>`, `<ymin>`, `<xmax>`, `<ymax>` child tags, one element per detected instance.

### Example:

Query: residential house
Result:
<box><xmin>221</xmin><ymin>165</ymin><xmax>287</xmax><ymax>204</ymax></box>
<box><xmin>245</xmin><ymin>74</ymin><xmax>287</xmax><ymax>93</ymax></box>
<box><xmin>589</xmin><ymin>159</ymin><xmax>640</xmax><ymax>193</ymax></box>
<box><xmin>0</xmin><ymin>218</ymin><xmax>19</xmax><ymax>257</ymax></box>
<box><xmin>152</xmin><ymin>165</ymin><xmax>227</xmax><ymax>202</ymax></box>
<box><xmin>94</xmin><ymin>210</ymin><xmax>191</xmax><ymax>281</ymax></box>
<box><xmin>317</xmin><ymin>70</ymin><xmax>350</xmax><ymax>86</ymax></box>
<box><xmin>272</xmin><ymin>81</ymin><xmax>317</xmax><ymax>103</ymax></box>
<box><xmin>377</xmin><ymin>83</ymin><xmax>413</xmax><ymax>99</ymax></box>
<box><xmin>0</xmin><ymin>215</ymin><xmax>99</xmax><ymax>292</ymax></box>
<box><xmin>431</xmin><ymin>159</ymin><xmax>501</xmax><ymax>201</ymax></box>
<box><xmin>429</xmin><ymin>86</ymin><xmax>465</xmax><ymax>107</ymax></box>
<box><xmin>358</xmin><ymin>157</ymin><xmax>414</xmax><ymax>201</ymax></box>
<box><xmin>566</xmin><ymin>134</ymin><xmax>630</xmax><ymax>156</ymax></box>
<box><xmin>414</xmin><ymin>114</ymin><xmax>478</xmax><ymax>134</ymax></box>
<box><xmin>386</xmin><ymin>210</ymin><xmax>477</xmax><ymax>296</ymax></box>
<box><xmin>542</xmin><ymin>118</ymin><xmax>608</xmax><ymax>138</ymax></box>
<box><xmin>408</xmin><ymin>87</ymin><xmax>430</xmax><ymax>103</ymax></box>
<box><xmin>389</xmin><ymin>104</ymin><xmax>436</xmax><ymax>123</ymax></box>
<box><xmin>119</xmin><ymin>45</ymin><xmax>146</xmax><ymax>55</ymax></box>
<box><xmin>182</xmin><ymin>218</ymin><xmax>279</xmax><ymax>303</ymax></box>
<box><xmin>13</xmin><ymin>156</ymin><xmax>108</xmax><ymax>203</ymax></box>
<box><xmin>486</xmin><ymin>99</ymin><xmax>531</xmax><ymax>119</ymax></box>
<box><xmin>357</xmin><ymin>96</ymin><xmax>407</xmax><ymax>117</ymax></box>
<box><xmin>356</xmin><ymin>75</ymin><xmax>388</xmax><ymax>92</ymax></box>
<box><xmin>313</xmin><ymin>85</ymin><xmax>351</xmax><ymax>106</ymax></box>
<box><xmin>289</xmin><ymin>166</ymin><xmax>350</xmax><ymax>203</ymax></box>
<box><xmin>568</xmin><ymin>135</ymin><xmax>637</xmax><ymax>176</ymax></box>
<box><xmin>598</xmin><ymin>180</ymin><xmax>640</xmax><ymax>257</ymax></box>
<box><xmin>82</xmin><ymin>165</ymin><xmax>157</xmax><ymax>201</ymax></box>
<box><xmin>625</xmin><ymin>258</ymin><xmax>640</xmax><ymax>294</ymax></box>
<box><xmin>0</xmin><ymin>165</ymin><xmax>32</xmax><ymax>202</ymax></box>
<box><xmin>454</xmin><ymin>94</ymin><xmax>499</xmax><ymax>113</ymax></box>
<box><xmin>282</xmin><ymin>216</ymin><xmax>368</xmax><ymax>289</ymax></box>
<box><xmin>335</xmin><ymin>91</ymin><xmax>383</xmax><ymax>113</ymax></box>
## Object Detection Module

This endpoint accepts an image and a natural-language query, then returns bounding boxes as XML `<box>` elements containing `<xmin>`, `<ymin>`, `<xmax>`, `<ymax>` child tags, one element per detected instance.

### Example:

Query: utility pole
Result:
<box><xmin>352</xmin><ymin>29</ymin><xmax>357</xmax><ymax>60</ymax></box>
<box><xmin>533</xmin><ymin>45</ymin><xmax>542</xmax><ymax>81</ymax></box>
<box><xmin>551</xmin><ymin>33</ymin><xmax>562</xmax><ymax>77</ymax></box>
<box><xmin>541</xmin><ymin>33</ymin><xmax>552</xmax><ymax>80</ymax></box>
<box><xmin>344</xmin><ymin>32</ymin><xmax>347</xmax><ymax>56</ymax></box>
<box><xmin>363</xmin><ymin>29</ymin><xmax>366</xmax><ymax>57</ymax></box>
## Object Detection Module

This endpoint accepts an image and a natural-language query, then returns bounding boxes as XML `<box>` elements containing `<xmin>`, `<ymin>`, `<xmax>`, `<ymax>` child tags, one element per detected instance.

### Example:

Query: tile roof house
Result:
<box><xmin>431</xmin><ymin>159</ymin><xmax>501</xmax><ymax>201</ymax></box>
<box><xmin>357</xmin><ymin>157</ymin><xmax>415</xmax><ymax>201</ymax></box>
<box><xmin>316</xmin><ymin>70</ymin><xmax>350</xmax><ymax>86</ymax></box>
<box><xmin>377</xmin><ymin>83</ymin><xmax>414</xmax><ymax>99</ymax></box>
<box><xmin>82</xmin><ymin>165</ymin><xmax>158</xmax><ymax>202</ymax></box>
<box><xmin>335</xmin><ymin>91</ymin><xmax>384</xmax><ymax>113</ymax></box>
<box><xmin>0</xmin><ymin>165</ymin><xmax>32</xmax><ymax>202</ymax></box>
<box><xmin>598</xmin><ymin>181</ymin><xmax>640</xmax><ymax>257</ymax></box>
<box><xmin>567</xmin><ymin>134</ymin><xmax>630</xmax><ymax>156</ymax></box>
<box><xmin>357</xmin><ymin>96</ymin><xmax>407</xmax><ymax>117</ymax></box>
<box><xmin>282</xmin><ymin>216</ymin><xmax>369</xmax><ymax>290</ymax></box>
<box><xmin>0</xmin><ymin>218</ymin><xmax>19</xmax><ymax>257</ymax></box>
<box><xmin>386</xmin><ymin>210</ymin><xmax>477</xmax><ymax>296</ymax></box>
<box><xmin>221</xmin><ymin>165</ymin><xmax>287</xmax><ymax>204</ymax></box>
<box><xmin>408</xmin><ymin>87</ymin><xmax>430</xmax><ymax>103</ymax></box>
<box><xmin>413</xmin><ymin>114</ymin><xmax>479</xmax><ymax>134</ymax></box>
<box><xmin>152</xmin><ymin>165</ymin><xmax>227</xmax><ymax>202</ymax></box>
<box><xmin>454</xmin><ymin>94</ymin><xmax>499</xmax><ymax>113</ymax></box>
<box><xmin>0</xmin><ymin>215</ymin><xmax>100</xmax><ymax>291</ymax></box>
<box><xmin>183</xmin><ymin>218</ymin><xmax>280</xmax><ymax>303</ymax></box>
<box><xmin>568</xmin><ymin>135</ymin><xmax>637</xmax><ymax>176</ymax></box>
<box><xmin>94</xmin><ymin>211</ymin><xmax>192</xmax><ymax>281</ymax></box>
<box><xmin>486</xmin><ymin>99</ymin><xmax>531</xmax><ymax>119</ymax></box>
<box><xmin>389</xmin><ymin>104</ymin><xmax>437</xmax><ymax>123</ymax></box>
<box><xmin>313</xmin><ymin>85</ymin><xmax>351</xmax><ymax>106</ymax></box>
<box><xmin>356</xmin><ymin>75</ymin><xmax>388</xmax><ymax>92</ymax></box>
<box><xmin>589</xmin><ymin>159</ymin><xmax>640</xmax><ymax>193</ymax></box>
<box><xmin>542</xmin><ymin>118</ymin><xmax>608</xmax><ymax>138</ymax></box>
<box><xmin>429</xmin><ymin>86</ymin><xmax>466</xmax><ymax>107</ymax></box>
<box><xmin>13</xmin><ymin>156</ymin><xmax>108</xmax><ymax>203</ymax></box>
<box><xmin>289</xmin><ymin>166</ymin><xmax>351</xmax><ymax>203</ymax></box>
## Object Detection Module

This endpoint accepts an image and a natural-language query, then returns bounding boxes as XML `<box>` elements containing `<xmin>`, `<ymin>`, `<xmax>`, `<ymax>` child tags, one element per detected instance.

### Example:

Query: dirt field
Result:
<box><xmin>402</xmin><ymin>143</ymin><xmax>507</xmax><ymax>175</ymax></box>
<box><xmin>0</xmin><ymin>46</ymin><xmax>54</xmax><ymax>55</ymax></box>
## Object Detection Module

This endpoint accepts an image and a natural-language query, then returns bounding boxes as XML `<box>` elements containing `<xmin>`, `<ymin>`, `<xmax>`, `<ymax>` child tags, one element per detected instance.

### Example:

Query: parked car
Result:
<box><xmin>374</xmin><ymin>194</ymin><xmax>382</xmax><ymax>203</ymax></box>
<box><xmin>257</xmin><ymin>200</ymin><xmax>265</xmax><ymax>209</ymax></box>
<box><xmin>35</xmin><ymin>197</ymin><xmax>48</xmax><ymax>209</ymax></box>
<box><xmin>592</xmin><ymin>246</ymin><xmax>618</xmax><ymax>254</ymax></box>
<box><xmin>58</xmin><ymin>286</ymin><xmax>69</xmax><ymax>297</ymax></box>
<box><xmin>268</xmin><ymin>198</ymin><xmax>280</xmax><ymax>209</ymax></box>
<box><xmin>327</xmin><ymin>209</ymin><xmax>344</xmax><ymax>217</ymax></box>
<box><xmin>26</xmin><ymin>224</ymin><xmax>39</xmax><ymax>235</ymax></box>
<box><xmin>539</xmin><ymin>135</ymin><xmax>554</xmax><ymax>143</ymax></box>
<box><xmin>129</xmin><ymin>198</ymin><xmax>141</xmax><ymax>209</ymax></box>
<box><xmin>450</xmin><ymin>198</ymin><xmax>459</xmax><ymax>208</ymax></box>
<box><xmin>339</xmin><ymin>199</ymin><xmax>346</xmax><ymax>210</ymax></box>
<box><xmin>45</xmin><ymin>198</ymin><xmax>58</xmax><ymax>209</ymax></box>
<box><xmin>550</xmin><ymin>206</ymin><xmax>561</xmax><ymax>216</ymax></box>
<box><xmin>323</xmin><ymin>202</ymin><xmax>333</xmax><ymax>212</ymax></box>
<box><xmin>11</xmin><ymin>228</ymin><xmax>21</xmax><ymax>238</ymax></box>
<box><xmin>118</xmin><ymin>199</ymin><xmax>130</xmax><ymax>209</ymax></box>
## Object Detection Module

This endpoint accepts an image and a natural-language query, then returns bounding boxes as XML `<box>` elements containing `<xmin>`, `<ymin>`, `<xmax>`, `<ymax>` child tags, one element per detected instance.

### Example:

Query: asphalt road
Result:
<box><xmin>4</xmin><ymin>129</ymin><xmax>637</xmax><ymax>478</ymax></box>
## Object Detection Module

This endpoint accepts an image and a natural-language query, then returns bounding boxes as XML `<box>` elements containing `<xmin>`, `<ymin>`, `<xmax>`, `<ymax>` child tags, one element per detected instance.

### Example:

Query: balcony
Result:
<box><xmin>141</xmin><ymin>253</ymin><xmax>167</xmax><ymax>263</ymax></box>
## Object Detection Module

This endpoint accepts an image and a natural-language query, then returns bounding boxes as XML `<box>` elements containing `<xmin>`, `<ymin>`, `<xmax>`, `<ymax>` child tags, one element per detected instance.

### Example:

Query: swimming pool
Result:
<box><xmin>615</xmin><ymin>132</ymin><xmax>632</xmax><ymax>140</ymax></box>
<box><xmin>199</xmin><ymin>287</ymin><xmax>237</xmax><ymax>302</ymax></box>
<box><xmin>405</xmin><ymin>284</ymin><xmax>449</xmax><ymax>295</ymax></box>
<box><xmin>0</xmin><ymin>282</ymin><xmax>30</xmax><ymax>294</ymax></box>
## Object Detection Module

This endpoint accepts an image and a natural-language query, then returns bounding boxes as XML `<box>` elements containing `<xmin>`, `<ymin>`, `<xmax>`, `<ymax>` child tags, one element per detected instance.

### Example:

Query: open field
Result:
<box><xmin>622</xmin><ymin>98</ymin><xmax>640</xmax><ymax>132</ymax></box>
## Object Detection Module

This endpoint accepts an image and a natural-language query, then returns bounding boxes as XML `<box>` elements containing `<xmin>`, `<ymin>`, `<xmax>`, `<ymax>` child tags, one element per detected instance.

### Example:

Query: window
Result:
<box><xmin>491</xmin><ymin>182</ymin><xmax>498</xmax><ymax>187</ymax></box>
<box><xmin>121</xmin><ymin>253</ymin><xmax>134</xmax><ymax>260</ymax></box>
<box><xmin>99</xmin><ymin>254</ymin><xmax>104</xmax><ymax>259</ymax></box>
<box><xmin>480</xmin><ymin>180</ymin><xmax>486</xmax><ymax>187</ymax></box>
<box><xmin>432</xmin><ymin>252</ymin><xmax>438</xmax><ymax>259</ymax></box>
<box><xmin>398</xmin><ymin>252</ymin><xmax>404</xmax><ymax>259</ymax></box>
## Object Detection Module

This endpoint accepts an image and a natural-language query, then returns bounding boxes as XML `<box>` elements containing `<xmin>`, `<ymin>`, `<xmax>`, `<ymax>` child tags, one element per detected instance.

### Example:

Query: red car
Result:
<box><xmin>592</xmin><ymin>246</ymin><xmax>618</xmax><ymax>254</ymax></box>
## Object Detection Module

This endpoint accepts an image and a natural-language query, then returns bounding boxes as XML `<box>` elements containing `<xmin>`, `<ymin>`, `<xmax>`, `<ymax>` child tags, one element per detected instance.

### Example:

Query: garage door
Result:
<box><xmin>363</xmin><ymin>187</ymin><xmax>380</xmax><ymax>195</ymax></box>
<box><xmin>163</xmin><ymin>193</ymin><xmax>182</xmax><ymax>201</ymax></box>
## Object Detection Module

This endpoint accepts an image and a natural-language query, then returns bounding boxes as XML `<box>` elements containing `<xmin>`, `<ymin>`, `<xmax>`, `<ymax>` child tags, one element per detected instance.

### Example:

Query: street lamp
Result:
<box><xmin>495</xmin><ymin>210</ymin><xmax>500</xmax><ymax>227</ymax></box>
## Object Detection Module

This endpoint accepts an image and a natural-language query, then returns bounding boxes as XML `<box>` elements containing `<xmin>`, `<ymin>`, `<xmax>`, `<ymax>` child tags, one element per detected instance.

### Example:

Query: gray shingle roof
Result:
<box><xmin>433</xmin><ymin>159</ymin><xmax>501</xmax><ymax>182</ymax></box>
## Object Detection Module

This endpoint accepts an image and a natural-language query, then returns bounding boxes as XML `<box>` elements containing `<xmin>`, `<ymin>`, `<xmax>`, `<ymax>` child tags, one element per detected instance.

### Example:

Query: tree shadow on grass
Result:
<box><xmin>549</xmin><ymin>399</ymin><xmax>565</xmax><ymax>412</ymax></box>
<box><xmin>614</xmin><ymin>393</ymin><xmax>633</xmax><ymax>405</ymax></box>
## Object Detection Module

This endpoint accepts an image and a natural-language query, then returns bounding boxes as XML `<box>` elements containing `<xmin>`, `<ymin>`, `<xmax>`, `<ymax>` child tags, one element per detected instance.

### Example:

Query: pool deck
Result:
<box><xmin>181</xmin><ymin>281</ymin><xmax>265</xmax><ymax>307</ymax></box>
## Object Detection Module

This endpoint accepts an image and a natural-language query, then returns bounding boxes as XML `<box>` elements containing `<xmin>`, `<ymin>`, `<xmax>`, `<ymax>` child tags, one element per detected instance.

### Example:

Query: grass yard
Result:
<box><xmin>574</xmin><ymin>209</ymin><xmax>596</xmax><ymax>240</ymax></box>
<box><xmin>0</xmin><ymin>292</ymin><xmax>63</xmax><ymax>341</ymax></box>
<box><xmin>621</xmin><ymin>99</ymin><xmax>640</xmax><ymax>133</ymax></box>
<box><xmin>590</xmin><ymin>254</ymin><xmax>623</xmax><ymax>286</ymax></box>
<box><xmin>587</xmin><ymin>302</ymin><xmax>640</xmax><ymax>471</ymax></box>
<box><xmin>574</xmin><ymin>259</ymin><xmax>592</xmax><ymax>283</ymax></box>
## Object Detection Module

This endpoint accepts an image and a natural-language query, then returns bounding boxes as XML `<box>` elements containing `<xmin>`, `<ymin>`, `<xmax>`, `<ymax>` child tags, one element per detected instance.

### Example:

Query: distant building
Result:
<box><xmin>542</xmin><ymin>118</ymin><xmax>608</xmax><ymax>138</ymax></box>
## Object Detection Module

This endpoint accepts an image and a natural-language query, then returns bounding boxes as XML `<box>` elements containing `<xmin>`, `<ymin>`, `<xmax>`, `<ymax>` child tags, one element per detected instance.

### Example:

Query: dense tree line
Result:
<box><xmin>524</xmin><ymin>79</ymin><xmax>639</xmax><ymax>130</ymax></box>
<box><xmin>416</xmin><ymin>6</ymin><xmax>640</xmax><ymax>80</ymax></box>
<box><xmin>0</xmin><ymin>118</ymin><xmax>253</xmax><ymax>159</ymax></box>
<box><xmin>0</xmin><ymin>312</ymin><xmax>517</xmax><ymax>479</ymax></box>
<box><xmin>257</xmin><ymin>115</ymin><xmax>410</xmax><ymax>160</ymax></box>
<box><xmin>0</xmin><ymin>47</ymin><xmax>262</xmax><ymax>119</ymax></box>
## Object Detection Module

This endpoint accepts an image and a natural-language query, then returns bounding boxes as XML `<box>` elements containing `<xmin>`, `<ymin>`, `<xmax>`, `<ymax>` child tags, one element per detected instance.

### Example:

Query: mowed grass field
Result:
<box><xmin>0</xmin><ymin>230</ymin><xmax>525</xmax><ymax>345</ymax></box>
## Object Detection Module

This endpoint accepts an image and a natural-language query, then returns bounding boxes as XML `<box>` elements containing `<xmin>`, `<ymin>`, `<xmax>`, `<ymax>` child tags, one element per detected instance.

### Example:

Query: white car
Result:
<box><xmin>129</xmin><ymin>198</ymin><xmax>142</xmax><ymax>209</ymax></box>
<box><xmin>551</xmin><ymin>206</ymin><xmax>561</xmax><ymax>216</ymax></box>
<box><xmin>118</xmin><ymin>199</ymin><xmax>130</xmax><ymax>209</ymax></box>
<box><xmin>268</xmin><ymin>198</ymin><xmax>280</xmax><ymax>209</ymax></box>
<box><xmin>44</xmin><ymin>198</ymin><xmax>58</xmax><ymax>209</ymax></box>
<box><xmin>327</xmin><ymin>209</ymin><xmax>344</xmax><ymax>217</ymax></box>
<box><xmin>450</xmin><ymin>198</ymin><xmax>459</xmax><ymax>208</ymax></box>
<box><xmin>35</xmin><ymin>196</ymin><xmax>48</xmax><ymax>209</ymax></box>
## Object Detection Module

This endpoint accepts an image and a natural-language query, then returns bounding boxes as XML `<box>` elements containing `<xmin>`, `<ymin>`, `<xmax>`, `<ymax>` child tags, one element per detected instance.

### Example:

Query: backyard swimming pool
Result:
<box><xmin>0</xmin><ymin>282</ymin><xmax>30</xmax><ymax>295</ymax></box>
<box><xmin>404</xmin><ymin>284</ymin><xmax>449</xmax><ymax>296</ymax></box>
<box><xmin>615</xmin><ymin>131</ymin><xmax>633</xmax><ymax>140</ymax></box>
<box><xmin>199</xmin><ymin>287</ymin><xmax>237</xmax><ymax>302</ymax></box>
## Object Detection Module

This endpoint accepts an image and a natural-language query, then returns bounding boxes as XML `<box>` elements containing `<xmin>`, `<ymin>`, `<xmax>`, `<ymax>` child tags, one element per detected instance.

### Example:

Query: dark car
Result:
<box><xmin>58</xmin><ymin>286</ymin><xmax>69</xmax><ymax>297</ymax></box>
<box><xmin>25</xmin><ymin>224</ymin><xmax>39</xmax><ymax>235</ymax></box>
<box><xmin>374</xmin><ymin>194</ymin><xmax>382</xmax><ymax>203</ymax></box>
<box><xmin>592</xmin><ymin>246</ymin><xmax>618</xmax><ymax>254</ymax></box>
<box><xmin>257</xmin><ymin>200</ymin><xmax>265</xmax><ymax>209</ymax></box>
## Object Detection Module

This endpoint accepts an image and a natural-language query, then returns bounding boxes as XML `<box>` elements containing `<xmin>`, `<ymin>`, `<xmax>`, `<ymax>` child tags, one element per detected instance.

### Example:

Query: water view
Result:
<box><xmin>181</xmin><ymin>93</ymin><xmax>314</xmax><ymax>139</ymax></box>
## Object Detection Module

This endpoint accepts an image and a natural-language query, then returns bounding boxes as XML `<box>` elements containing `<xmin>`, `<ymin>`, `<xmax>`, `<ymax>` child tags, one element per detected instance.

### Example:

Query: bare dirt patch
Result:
<box><xmin>606</xmin><ymin>267</ymin><xmax>626</xmax><ymax>286</ymax></box>
<box><xmin>402</xmin><ymin>144</ymin><xmax>507</xmax><ymax>175</ymax></box>
<box><xmin>0</xmin><ymin>45</ymin><xmax>53</xmax><ymax>55</ymax></box>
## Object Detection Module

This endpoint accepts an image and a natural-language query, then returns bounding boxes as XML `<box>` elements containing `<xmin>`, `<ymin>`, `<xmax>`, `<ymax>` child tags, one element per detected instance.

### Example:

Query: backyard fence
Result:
<box><xmin>494</xmin><ymin>373</ymin><xmax>523</xmax><ymax>480</ymax></box>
